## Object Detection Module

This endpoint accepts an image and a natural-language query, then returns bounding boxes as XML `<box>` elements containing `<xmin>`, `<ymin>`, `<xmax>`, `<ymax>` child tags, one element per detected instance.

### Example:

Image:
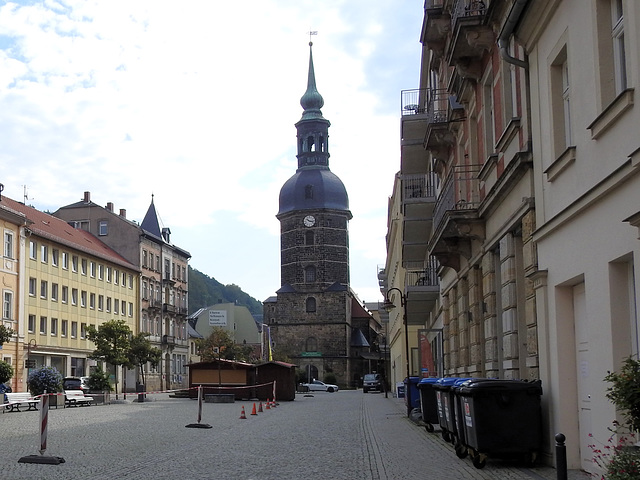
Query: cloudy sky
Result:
<box><xmin>0</xmin><ymin>0</ymin><xmax>423</xmax><ymax>304</ymax></box>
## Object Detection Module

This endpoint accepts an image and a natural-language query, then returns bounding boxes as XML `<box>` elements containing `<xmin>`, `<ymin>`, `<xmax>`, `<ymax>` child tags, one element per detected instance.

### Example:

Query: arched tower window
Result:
<box><xmin>307</xmin><ymin>135</ymin><xmax>315</xmax><ymax>152</ymax></box>
<box><xmin>319</xmin><ymin>135</ymin><xmax>324</xmax><ymax>152</ymax></box>
<box><xmin>305</xmin><ymin>230</ymin><xmax>314</xmax><ymax>245</ymax></box>
<box><xmin>306</xmin><ymin>297</ymin><xmax>316</xmax><ymax>312</ymax></box>
<box><xmin>305</xmin><ymin>266</ymin><xmax>316</xmax><ymax>283</ymax></box>
<box><xmin>305</xmin><ymin>337</ymin><xmax>318</xmax><ymax>351</ymax></box>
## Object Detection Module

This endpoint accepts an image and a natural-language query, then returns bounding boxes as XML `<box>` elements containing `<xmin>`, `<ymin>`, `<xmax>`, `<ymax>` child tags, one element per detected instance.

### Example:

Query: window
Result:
<box><xmin>52</xmin><ymin>249</ymin><xmax>59</xmax><ymax>267</ymax></box>
<box><xmin>304</xmin><ymin>266</ymin><xmax>316</xmax><ymax>283</ymax></box>
<box><xmin>612</xmin><ymin>0</ymin><xmax>627</xmax><ymax>94</ymax></box>
<box><xmin>550</xmin><ymin>44</ymin><xmax>572</xmax><ymax>157</ymax></box>
<box><xmin>62</xmin><ymin>252</ymin><xmax>68</xmax><ymax>269</ymax></box>
<box><xmin>106</xmin><ymin>267</ymin><xmax>111</xmax><ymax>282</ymax></box>
<box><xmin>51</xmin><ymin>283</ymin><xmax>58</xmax><ymax>302</ymax></box>
<box><xmin>28</xmin><ymin>314</ymin><xmax>35</xmax><ymax>333</ymax></box>
<box><xmin>81</xmin><ymin>290</ymin><xmax>87</xmax><ymax>308</ymax></box>
<box><xmin>128</xmin><ymin>302</ymin><xmax>133</xmax><ymax>317</ymax></box>
<box><xmin>62</xmin><ymin>286</ymin><xmax>68</xmax><ymax>304</ymax></box>
<box><xmin>106</xmin><ymin>297</ymin><xmax>111</xmax><ymax>312</ymax></box>
<box><xmin>71</xmin><ymin>288</ymin><xmax>78</xmax><ymax>306</ymax></box>
<box><xmin>4</xmin><ymin>232</ymin><xmax>13</xmax><ymax>258</ymax></box>
<box><xmin>29</xmin><ymin>241</ymin><xmax>36</xmax><ymax>260</ymax></box>
<box><xmin>71</xmin><ymin>321</ymin><xmax>77</xmax><ymax>338</ymax></box>
<box><xmin>98</xmin><ymin>264</ymin><xmax>103</xmax><ymax>280</ymax></box>
<box><xmin>142</xmin><ymin>250</ymin><xmax>148</xmax><ymax>268</ymax></box>
<box><xmin>3</xmin><ymin>291</ymin><xmax>12</xmax><ymax>319</ymax></box>
<box><xmin>305</xmin><ymin>231</ymin><xmax>314</xmax><ymax>245</ymax></box>
<box><xmin>40</xmin><ymin>280</ymin><xmax>48</xmax><ymax>299</ymax></box>
<box><xmin>80</xmin><ymin>323</ymin><xmax>86</xmax><ymax>339</ymax></box>
<box><xmin>128</xmin><ymin>275</ymin><xmax>133</xmax><ymax>289</ymax></box>
<box><xmin>98</xmin><ymin>295</ymin><xmax>104</xmax><ymax>311</ymax></box>
<box><xmin>89</xmin><ymin>293</ymin><xmax>95</xmax><ymax>309</ymax></box>
<box><xmin>40</xmin><ymin>316</ymin><xmax>47</xmax><ymax>335</ymax></box>
<box><xmin>29</xmin><ymin>278</ymin><xmax>36</xmax><ymax>296</ymax></box>
<box><xmin>99</xmin><ymin>221</ymin><xmax>108</xmax><ymax>236</ymax></box>
<box><xmin>143</xmin><ymin>281</ymin><xmax>147</xmax><ymax>299</ymax></box>
<box><xmin>90</xmin><ymin>261</ymin><xmax>96</xmax><ymax>277</ymax></box>
<box><xmin>114</xmin><ymin>299</ymin><xmax>119</xmax><ymax>315</ymax></box>
<box><xmin>172</xmin><ymin>262</ymin><xmax>175</xmax><ymax>279</ymax></box>
<box><xmin>114</xmin><ymin>270</ymin><xmax>119</xmax><ymax>285</ymax></box>
<box><xmin>51</xmin><ymin>318</ymin><xmax>58</xmax><ymax>336</ymax></box>
<box><xmin>61</xmin><ymin>319</ymin><xmax>68</xmax><ymax>337</ymax></box>
<box><xmin>71</xmin><ymin>255</ymin><xmax>78</xmax><ymax>272</ymax></box>
<box><xmin>41</xmin><ymin>245</ymin><xmax>48</xmax><ymax>263</ymax></box>
<box><xmin>122</xmin><ymin>300</ymin><xmax>126</xmax><ymax>316</ymax></box>
<box><xmin>155</xmin><ymin>255</ymin><xmax>160</xmax><ymax>272</ymax></box>
<box><xmin>81</xmin><ymin>258</ymin><xmax>87</xmax><ymax>275</ymax></box>
<box><xmin>306</xmin><ymin>297</ymin><xmax>316</xmax><ymax>313</ymax></box>
<box><xmin>482</xmin><ymin>72</ymin><xmax>495</xmax><ymax>158</ymax></box>
<box><xmin>122</xmin><ymin>272</ymin><xmax>126</xmax><ymax>286</ymax></box>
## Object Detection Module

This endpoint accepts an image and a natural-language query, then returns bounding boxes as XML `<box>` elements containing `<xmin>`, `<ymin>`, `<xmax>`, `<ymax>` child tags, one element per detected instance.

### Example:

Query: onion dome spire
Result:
<box><xmin>299</xmin><ymin>42</ymin><xmax>325</xmax><ymax>121</ymax></box>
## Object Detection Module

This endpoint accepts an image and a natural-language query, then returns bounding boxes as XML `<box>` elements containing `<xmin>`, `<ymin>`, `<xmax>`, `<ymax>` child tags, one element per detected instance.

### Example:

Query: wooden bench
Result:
<box><xmin>64</xmin><ymin>390</ymin><xmax>94</xmax><ymax>407</ymax></box>
<box><xmin>4</xmin><ymin>392</ymin><xmax>38</xmax><ymax>412</ymax></box>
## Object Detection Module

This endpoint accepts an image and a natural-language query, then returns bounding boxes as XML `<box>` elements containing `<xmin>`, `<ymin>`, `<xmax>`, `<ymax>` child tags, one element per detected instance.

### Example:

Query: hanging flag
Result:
<box><xmin>267</xmin><ymin>327</ymin><xmax>273</xmax><ymax>361</ymax></box>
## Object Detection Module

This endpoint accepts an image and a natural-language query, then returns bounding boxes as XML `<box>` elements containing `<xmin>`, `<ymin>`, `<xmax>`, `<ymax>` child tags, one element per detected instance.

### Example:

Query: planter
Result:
<box><xmin>89</xmin><ymin>390</ymin><xmax>111</xmax><ymax>405</ymax></box>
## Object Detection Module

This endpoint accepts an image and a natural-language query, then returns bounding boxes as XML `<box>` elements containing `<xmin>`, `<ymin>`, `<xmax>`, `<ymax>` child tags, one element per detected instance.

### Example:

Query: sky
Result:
<box><xmin>0</xmin><ymin>0</ymin><xmax>424</xmax><ymax>304</ymax></box>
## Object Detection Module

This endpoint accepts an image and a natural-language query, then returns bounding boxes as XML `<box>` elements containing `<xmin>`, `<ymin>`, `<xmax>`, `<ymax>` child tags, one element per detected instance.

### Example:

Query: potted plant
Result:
<box><xmin>27</xmin><ymin>366</ymin><xmax>63</xmax><ymax>408</ymax></box>
<box><xmin>87</xmin><ymin>367</ymin><xmax>113</xmax><ymax>405</ymax></box>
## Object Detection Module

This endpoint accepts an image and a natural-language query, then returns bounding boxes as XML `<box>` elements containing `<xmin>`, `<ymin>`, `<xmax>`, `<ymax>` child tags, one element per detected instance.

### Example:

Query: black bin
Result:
<box><xmin>417</xmin><ymin>378</ymin><xmax>439</xmax><ymax>432</ymax></box>
<box><xmin>458</xmin><ymin>379</ymin><xmax>543</xmax><ymax>469</ymax></box>
<box><xmin>433</xmin><ymin>377</ymin><xmax>460</xmax><ymax>443</ymax></box>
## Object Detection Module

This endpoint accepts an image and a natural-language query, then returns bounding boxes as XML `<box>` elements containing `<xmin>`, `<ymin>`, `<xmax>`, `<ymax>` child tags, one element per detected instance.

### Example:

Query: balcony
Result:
<box><xmin>377</xmin><ymin>266</ymin><xmax>387</xmax><ymax>296</ymax></box>
<box><xmin>162</xmin><ymin>335</ymin><xmax>176</xmax><ymax>346</ymax></box>
<box><xmin>424</xmin><ymin>88</ymin><xmax>464</xmax><ymax>165</ymax></box>
<box><xmin>405</xmin><ymin>257</ymin><xmax>440</xmax><ymax>325</ymax></box>
<box><xmin>420</xmin><ymin>0</ymin><xmax>450</xmax><ymax>60</ymax></box>
<box><xmin>163</xmin><ymin>303</ymin><xmax>176</xmax><ymax>313</ymax></box>
<box><xmin>402</xmin><ymin>173</ymin><xmax>437</xmax><ymax>264</ymax></box>
<box><xmin>446</xmin><ymin>0</ymin><xmax>494</xmax><ymax>75</ymax></box>
<box><xmin>401</xmin><ymin>89</ymin><xmax>431</xmax><ymax>174</ymax></box>
<box><xmin>429</xmin><ymin>164</ymin><xmax>484</xmax><ymax>270</ymax></box>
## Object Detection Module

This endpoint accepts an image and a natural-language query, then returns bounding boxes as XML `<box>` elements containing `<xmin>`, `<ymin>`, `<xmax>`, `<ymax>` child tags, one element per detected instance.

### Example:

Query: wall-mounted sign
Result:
<box><xmin>208</xmin><ymin>310</ymin><xmax>227</xmax><ymax>327</ymax></box>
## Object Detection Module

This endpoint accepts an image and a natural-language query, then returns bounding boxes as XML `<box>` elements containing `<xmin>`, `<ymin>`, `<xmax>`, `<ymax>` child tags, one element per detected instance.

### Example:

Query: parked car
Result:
<box><xmin>63</xmin><ymin>376</ymin><xmax>90</xmax><ymax>393</ymax></box>
<box><xmin>302</xmin><ymin>380</ymin><xmax>339</xmax><ymax>393</ymax></box>
<box><xmin>363</xmin><ymin>373</ymin><xmax>383</xmax><ymax>393</ymax></box>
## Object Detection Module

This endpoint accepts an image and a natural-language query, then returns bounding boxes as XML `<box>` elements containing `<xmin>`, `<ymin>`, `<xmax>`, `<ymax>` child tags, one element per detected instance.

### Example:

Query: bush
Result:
<box><xmin>0</xmin><ymin>360</ymin><xmax>13</xmax><ymax>384</ymax></box>
<box><xmin>323</xmin><ymin>373</ymin><xmax>337</xmax><ymax>385</ymax></box>
<box><xmin>27</xmin><ymin>366</ymin><xmax>62</xmax><ymax>396</ymax></box>
<box><xmin>87</xmin><ymin>367</ymin><xmax>112</xmax><ymax>392</ymax></box>
<box><xmin>605</xmin><ymin>357</ymin><xmax>640</xmax><ymax>433</ymax></box>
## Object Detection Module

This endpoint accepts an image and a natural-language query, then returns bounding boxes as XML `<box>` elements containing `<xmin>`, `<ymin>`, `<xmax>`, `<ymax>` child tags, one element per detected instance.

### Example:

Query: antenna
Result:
<box><xmin>23</xmin><ymin>185</ymin><xmax>33</xmax><ymax>205</ymax></box>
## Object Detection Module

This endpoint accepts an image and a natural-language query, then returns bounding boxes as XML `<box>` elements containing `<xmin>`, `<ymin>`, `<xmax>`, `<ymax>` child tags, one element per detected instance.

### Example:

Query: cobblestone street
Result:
<box><xmin>1</xmin><ymin>390</ymin><xmax>590</xmax><ymax>479</ymax></box>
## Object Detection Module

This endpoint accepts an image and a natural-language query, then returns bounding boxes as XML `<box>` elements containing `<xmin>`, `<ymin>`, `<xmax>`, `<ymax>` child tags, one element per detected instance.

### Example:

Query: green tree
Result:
<box><xmin>87</xmin><ymin>366</ymin><xmax>112</xmax><ymax>392</ymax></box>
<box><xmin>127</xmin><ymin>332</ymin><xmax>162</xmax><ymax>386</ymax></box>
<box><xmin>0</xmin><ymin>325</ymin><xmax>14</xmax><ymax>347</ymax></box>
<box><xmin>87</xmin><ymin>319</ymin><xmax>132</xmax><ymax>398</ymax></box>
<box><xmin>0</xmin><ymin>360</ymin><xmax>13</xmax><ymax>384</ymax></box>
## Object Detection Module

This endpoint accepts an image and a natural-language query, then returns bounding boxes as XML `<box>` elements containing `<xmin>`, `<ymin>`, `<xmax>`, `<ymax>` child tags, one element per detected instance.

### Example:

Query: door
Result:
<box><xmin>573</xmin><ymin>283</ymin><xmax>592</xmax><ymax>471</ymax></box>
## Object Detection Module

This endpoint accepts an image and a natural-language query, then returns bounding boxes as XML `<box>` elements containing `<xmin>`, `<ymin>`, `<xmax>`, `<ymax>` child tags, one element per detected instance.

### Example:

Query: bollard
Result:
<box><xmin>18</xmin><ymin>392</ymin><xmax>65</xmax><ymax>464</ymax></box>
<box><xmin>185</xmin><ymin>385</ymin><xmax>212</xmax><ymax>429</ymax></box>
<box><xmin>555</xmin><ymin>433</ymin><xmax>567</xmax><ymax>480</ymax></box>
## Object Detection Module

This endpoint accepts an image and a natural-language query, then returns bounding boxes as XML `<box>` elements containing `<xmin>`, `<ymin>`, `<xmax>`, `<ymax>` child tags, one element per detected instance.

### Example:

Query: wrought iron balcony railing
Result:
<box><xmin>432</xmin><ymin>164</ymin><xmax>481</xmax><ymax>231</ymax></box>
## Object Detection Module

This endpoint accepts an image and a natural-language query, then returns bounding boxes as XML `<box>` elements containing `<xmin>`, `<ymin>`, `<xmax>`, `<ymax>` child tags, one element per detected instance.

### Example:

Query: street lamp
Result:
<box><xmin>381</xmin><ymin>287</ymin><xmax>412</xmax><ymax>416</ymax></box>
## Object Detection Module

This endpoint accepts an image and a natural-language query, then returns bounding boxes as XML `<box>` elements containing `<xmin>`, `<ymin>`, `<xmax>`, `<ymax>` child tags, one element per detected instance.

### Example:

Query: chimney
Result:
<box><xmin>106</xmin><ymin>202</ymin><xmax>114</xmax><ymax>212</ymax></box>
<box><xmin>119</xmin><ymin>209</ymin><xmax>126</xmax><ymax>219</ymax></box>
<box><xmin>83</xmin><ymin>191</ymin><xmax>91</xmax><ymax>203</ymax></box>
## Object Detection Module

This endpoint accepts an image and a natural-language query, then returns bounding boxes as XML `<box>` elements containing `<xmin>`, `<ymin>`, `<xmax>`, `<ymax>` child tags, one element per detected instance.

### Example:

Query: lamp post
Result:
<box><xmin>382</xmin><ymin>287</ymin><xmax>412</xmax><ymax>416</ymax></box>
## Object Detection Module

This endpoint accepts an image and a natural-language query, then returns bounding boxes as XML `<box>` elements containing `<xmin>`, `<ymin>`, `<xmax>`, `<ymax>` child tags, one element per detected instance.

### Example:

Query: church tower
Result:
<box><xmin>277</xmin><ymin>42</ymin><xmax>352</xmax><ymax>288</ymax></box>
<box><xmin>266</xmin><ymin>42</ymin><xmax>358</xmax><ymax>387</ymax></box>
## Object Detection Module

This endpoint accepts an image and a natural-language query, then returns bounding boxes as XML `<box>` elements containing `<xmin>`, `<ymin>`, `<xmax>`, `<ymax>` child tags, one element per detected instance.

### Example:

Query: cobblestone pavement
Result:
<box><xmin>0</xmin><ymin>390</ymin><xmax>590</xmax><ymax>480</ymax></box>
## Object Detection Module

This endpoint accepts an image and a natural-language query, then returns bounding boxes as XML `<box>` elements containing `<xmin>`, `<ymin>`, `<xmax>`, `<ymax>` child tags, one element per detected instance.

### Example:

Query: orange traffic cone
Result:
<box><xmin>239</xmin><ymin>406</ymin><xmax>247</xmax><ymax>419</ymax></box>
<box><xmin>251</xmin><ymin>403</ymin><xmax>258</xmax><ymax>415</ymax></box>
<box><xmin>265</xmin><ymin>399</ymin><xmax>271</xmax><ymax>410</ymax></box>
<box><xmin>258</xmin><ymin>402</ymin><xmax>263</xmax><ymax>413</ymax></box>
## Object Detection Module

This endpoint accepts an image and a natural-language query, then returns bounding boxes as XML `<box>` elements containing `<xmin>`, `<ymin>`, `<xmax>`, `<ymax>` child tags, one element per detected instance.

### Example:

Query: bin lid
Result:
<box><xmin>404</xmin><ymin>376</ymin><xmax>421</xmax><ymax>384</ymax></box>
<box><xmin>417</xmin><ymin>378</ymin><xmax>440</xmax><ymax>389</ymax></box>
<box><xmin>458</xmin><ymin>379</ymin><xmax>543</xmax><ymax>396</ymax></box>
<box><xmin>433</xmin><ymin>377</ymin><xmax>460</xmax><ymax>390</ymax></box>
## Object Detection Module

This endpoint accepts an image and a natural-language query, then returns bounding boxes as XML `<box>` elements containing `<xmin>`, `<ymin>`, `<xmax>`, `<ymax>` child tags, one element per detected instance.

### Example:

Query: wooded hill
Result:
<box><xmin>188</xmin><ymin>266</ymin><xmax>263</xmax><ymax>317</ymax></box>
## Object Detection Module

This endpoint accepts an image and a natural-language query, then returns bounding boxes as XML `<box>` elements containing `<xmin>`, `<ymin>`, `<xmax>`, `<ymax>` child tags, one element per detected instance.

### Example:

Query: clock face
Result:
<box><xmin>303</xmin><ymin>215</ymin><xmax>316</xmax><ymax>227</ymax></box>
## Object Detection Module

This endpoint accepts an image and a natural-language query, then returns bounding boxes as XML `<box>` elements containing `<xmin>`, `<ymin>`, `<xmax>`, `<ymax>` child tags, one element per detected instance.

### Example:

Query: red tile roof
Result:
<box><xmin>0</xmin><ymin>196</ymin><xmax>139</xmax><ymax>272</ymax></box>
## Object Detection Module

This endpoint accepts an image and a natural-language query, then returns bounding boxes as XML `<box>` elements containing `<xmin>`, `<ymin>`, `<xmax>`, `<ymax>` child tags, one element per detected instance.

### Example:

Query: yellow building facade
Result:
<box><xmin>1</xmin><ymin>196</ymin><xmax>139</xmax><ymax>392</ymax></box>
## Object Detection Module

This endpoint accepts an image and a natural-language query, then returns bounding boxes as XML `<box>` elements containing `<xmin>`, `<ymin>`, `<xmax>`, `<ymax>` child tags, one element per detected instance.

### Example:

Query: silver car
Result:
<box><xmin>302</xmin><ymin>380</ymin><xmax>339</xmax><ymax>393</ymax></box>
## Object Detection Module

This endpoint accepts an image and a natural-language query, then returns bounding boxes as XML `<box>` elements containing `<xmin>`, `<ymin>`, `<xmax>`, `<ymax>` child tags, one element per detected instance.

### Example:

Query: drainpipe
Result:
<box><xmin>498</xmin><ymin>0</ymin><xmax>529</xmax><ymax>69</ymax></box>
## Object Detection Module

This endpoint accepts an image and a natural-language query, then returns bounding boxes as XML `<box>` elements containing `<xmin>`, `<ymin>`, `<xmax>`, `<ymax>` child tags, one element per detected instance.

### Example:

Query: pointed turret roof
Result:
<box><xmin>299</xmin><ymin>42</ymin><xmax>325</xmax><ymax>121</ymax></box>
<box><xmin>140</xmin><ymin>195</ymin><xmax>162</xmax><ymax>239</ymax></box>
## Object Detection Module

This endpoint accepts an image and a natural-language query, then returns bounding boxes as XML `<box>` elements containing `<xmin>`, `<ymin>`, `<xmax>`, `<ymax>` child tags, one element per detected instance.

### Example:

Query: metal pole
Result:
<box><xmin>555</xmin><ymin>433</ymin><xmax>567</xmax><ymax>480</ymax></box>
